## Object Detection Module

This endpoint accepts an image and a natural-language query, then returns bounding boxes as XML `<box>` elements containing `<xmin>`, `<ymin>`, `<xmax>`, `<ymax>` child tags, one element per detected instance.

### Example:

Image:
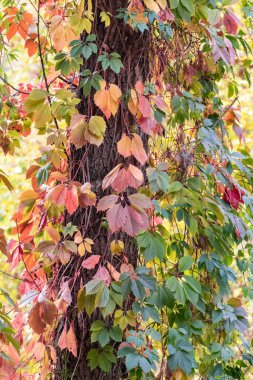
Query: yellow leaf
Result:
<box><xmin>88</xmin><ymin>116</ymin><xmax>106</xmax><ymax>138</ymax></box>
<box><xmin>84</xmin><ymin>238</ymin><xmax>93</xmax><ymax>253</ymax></box>
<box><xmin>78</xmin><ymin>242</ymin><xmax>86</xmax><ymax>256</ymax></box>
<box><xmin>69</xmin><ymin>114</ymin><xmax>87</xmax><ymax>149</ymax></box>
<box><xmin>144</xmin><ymin>0</ymin><xmax>160</xmax><ymax>13</ymax></box>
<box><xmin>110</xmin><ymin>240</ymin><xmax>124</xmax><ymax>255</ymax></box>
<box><xmin>157</xmin><ymin>0</ymin><xmax>167</xmax><ymax>9</ymax></box>
<box><xmin>100</xmin><ymin>11</ymin><xmax>111</xmax><ymax>27</ymax></box>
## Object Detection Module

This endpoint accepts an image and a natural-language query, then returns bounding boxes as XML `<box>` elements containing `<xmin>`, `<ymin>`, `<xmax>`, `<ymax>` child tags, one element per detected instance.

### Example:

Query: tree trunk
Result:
<box><xmin>54</xmin><ymin>2</ymin><xmax>152</xmax><ymax>379</ymax></box>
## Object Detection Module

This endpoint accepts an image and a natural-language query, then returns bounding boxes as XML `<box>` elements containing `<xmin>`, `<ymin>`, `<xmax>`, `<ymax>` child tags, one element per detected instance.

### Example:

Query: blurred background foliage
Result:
<box><xmin>0</xmin><ymin>0</ymin><xmax>253</xmax><ymax>371</ymax></box>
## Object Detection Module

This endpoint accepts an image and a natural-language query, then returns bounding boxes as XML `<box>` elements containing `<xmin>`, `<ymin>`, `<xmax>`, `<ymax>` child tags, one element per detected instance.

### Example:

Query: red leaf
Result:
<box><xmin>138</xmin><ymin>116</ymin><xmax>157</xmax><ymax>134</ymax></box>
<box><xmin>223</xmin><ymin>185</ymin><xmax>244</xmax><ymax>210</ymax></box>
<box><xmin>28</xmin><ymin>301</ymin><xmax>57</xmax><ymax>335</ymax></box>
<box><xmin>82</xmin><ymin>255</ymin><xmax>101</xmax><ymax>269</ymax></box>
<box><xmin>65</xmin><ymin>185</ymin><xmax>79</xmax><ymax>215</ymax></box>
<box><xmin>47</xmin><ymin>184</ymin><xmax>79</xmax><ymax>215</ymax></box>
<box><xmin>224</xmin><ymin>11</ymin><xmax>240</xmax><ymax>35</ymax></box>
<box><xmin>47</xmin><ymin>184</ymin><xmax>67</xmax><ymax>206</ymax></box>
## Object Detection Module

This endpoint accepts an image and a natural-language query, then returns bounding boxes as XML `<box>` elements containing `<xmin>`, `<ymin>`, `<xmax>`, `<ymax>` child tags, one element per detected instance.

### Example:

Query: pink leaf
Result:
<box><xmin>93</xmin><ymin>266</ymin><xmax>111</xmax><ymax>286</ymax></box>
<box><xmin>97</xmin><ymin>195</ymin><xmax>119</xmax><ymax>211</ymax></box>
<box><xmin>129</xmin><ymin>193</ymin><xmax>152</xmax><ymax>209</ymax></box>
<box><xmin>138</xmin><ymin>116</ymin><xmax>157</xmax><ymax>135</ymax></box>
<box><xmin>107</xmin><ymin>203</ymin><xmax>128</xmax><ymax>232</ymax></box>
<box><xmin>82</xmin><ymin>255</ymin><xmax>101</xmax><ymax>269</ymax></box>
<box><xmin>59</xmin><ymin>281</ymin><xmax>72</xmax><ymax>305</ymax></box>
<box><xmin>233</xmin><ymin>124</ymin><xmax>246</xmax><ymax>143</ymax></box>
<box><xmin>102</xmin><ymin>164</ymin><xmax>122</xmax><ymax>190</ymax></box>
<box><xmin>139</xmin><ymin>95</ymin><xmax>152</xmax><ymax>118</ymax></box>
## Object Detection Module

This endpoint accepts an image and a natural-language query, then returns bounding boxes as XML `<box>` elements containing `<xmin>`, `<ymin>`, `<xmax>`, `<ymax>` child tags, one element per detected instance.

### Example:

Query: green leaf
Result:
<box><xmin>98</xmin><ymin>329</ymin><xmax>110</xmax><ymax>347</ymax></box>
<box><xmin>168</xmin><ymin>350</ymin><xmax>196</xmax><ymax>375</ymax></box>
<box><xmin>170</xmin><ymin>0</ymin><xmax>179</xmax><ymax>9</ymax></box>
<box><xmin>85</xmin><ymin>279</ymin><xmax>104</xmax><ymax>295</ymax></box>
<box><xmin>95</xmin><ymin>286</ymin><xmax>110</xmax><ymax>308</ymax></box>
<box><xmin>183</xmin><ymin>276</ymin><xmax>202</xmax><ymax>294</ymax></box>
<box><xmin>99</xmin><ymin>355</ymin><xmax>111</xmax><ymax>372</ymax></box>
<box><xmin>183</xmin><ymin>282</ymin><xmax>199</xmax><ymax>305</ymax></box>
<box><xmin>167</xmin><ymin>181</ymin><xmax>182</xmax><ymax>193</ymax></box>
<box><xmin>131</xmin><ymin>280</ymin><xmax>145</xmax><ymax>300</ymax></box>
<box><xmin>180</xmin><ymin>0</ymin><xmax>194</xmax><ymax>15</ymax></box>
<box><xmin>137</xmin><ymin>232</ymin><xmax>166</xmax><ymax>261</ymax></box>
<box><xmin>109</xmin><ymin>326</ymin><xmax>122</xmax><ymax>342</ymax></box>
<box><xmin>178</xmin><ymin>256</ymin><xmax>193</xmax><ymax>272</ymax></box>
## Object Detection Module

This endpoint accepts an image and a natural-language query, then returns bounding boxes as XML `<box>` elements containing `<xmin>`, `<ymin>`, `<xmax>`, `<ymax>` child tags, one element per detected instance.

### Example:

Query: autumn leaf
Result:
<box><xmin>223</xmin><ymin>185</ymin><xmax>245</xmax><ymax>210</ymax></box>
<box><xmin>47</xmin><ymin>183</ymin><xmax>79</xmax><ymax>215</ymax></box>
<box><xmin>58</xmin><ymin>324</ymin><xmax>78</xmax><ymax>357</ymax></box>
<box><xmin>117</xmin><ymin>133</ymin><xmax>148</xmax><ymax>165</ymax></box>
<box><xmin>117</xmin><ymin>134</ymin><xmax>132</xmax><ymax>158</ymax></box>
<box><xmin>97</xmin><ymin>193</ymin><xmax>151</xmax><ymax>236</ymax></box>
<box><xmin>69</xmin><ymin>114</ymin><xmax>87</xmax><ymax>149</ymax></box>
<box><xmin>65</xmin><ymin>186</ymin><xmax>79</xmax><ymax>214</ymax></box>
<box><xmin>49</xmin><ymin>15</ymin><xmax>75</xmax><ymax>51</ymax></box>
<box><xmin>138</xmin><ymin>95</ymin><xmax>152</xmax><ymax>118</ymax></box>
<box><xmin>82</xmin><ymin>255</ymin><xmax>101</xmax><ymax>269</ymax></box>
<box><xmin>224</xmin><ymin>11</ymin><xmax>240</xmax><ymax>35</ymax></box>
<box><xmin>70</xmin><ymin>114</ymin><xmax>107</xmax><ymax>148</ymax></box>
<box><xmin>94</xmin><ymin>81</ymin><xmax>122</xmax><ymax>119</ymax></box>
<box><xmin>102</xmin><ymin>164</ymin><xmax>143</xmax><ymax>192</ymax></box>
<box><xmin>131</xmin><ymin>133</ymin><xmax>148</xmax><ymax>165</ymax></box>
<box><xmin>28</xmin><ymin>301</ymin><xmax>57</xmax><ymax>335</ymax></box>
<box><xmin>93</xmin><ymin>266</ymin><xmax>111</xmax><ymax>286</ymax></box>
<box><xmin>78</xmin><ymin>182</ymin><xmax>97</xmax><ymax>208</ymax></box>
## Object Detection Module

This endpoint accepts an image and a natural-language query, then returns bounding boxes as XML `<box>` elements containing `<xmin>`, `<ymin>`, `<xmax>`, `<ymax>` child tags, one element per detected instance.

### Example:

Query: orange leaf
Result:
<box><xmin>58</xmin><ymin>324</ymin><xmax>77</xmax><ymax>357</ymax></box>
<box><xmin>94</xmin><ymin>81</ymin><xmax>122</xmax><ymax>119</ymax></box>
<box><xmin>65</xmin><ymin>185</ymin><xmax>79</xmax><ymax>215</ymax></box>
<box><xmin>47</xmin><ymin>184</ymin><xmax>67</xmax><ymax>206</ymax></box>
<box><xmin>107</xmin><ymin>262</ymin><xmax>120</xmax><ymax>281</ymax></box>
<box><xmin>45</xmin><ymin>226</ymin><xmax>61</xmax><ymax>242</ymax></box>
<box><xmin>28</xmin><ymin>301</ymin><xmax>57</xmax><ymax>335</ymax></box>
<box><xmin>131</xmin><ymin>133</ymin><xmax>148</xmax><ymax>165</ymax></box>
<box><xmin>117</xmin><ymin>134</ymin><xmax>132</xmax><ymax>158</ymax></box>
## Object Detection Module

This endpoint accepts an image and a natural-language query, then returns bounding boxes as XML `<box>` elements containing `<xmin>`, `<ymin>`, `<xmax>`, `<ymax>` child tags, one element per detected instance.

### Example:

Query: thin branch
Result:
<box><xmin>0</xmin><ymin>75</ymin><xmax>29</xmax><ymax>95</ymax></box>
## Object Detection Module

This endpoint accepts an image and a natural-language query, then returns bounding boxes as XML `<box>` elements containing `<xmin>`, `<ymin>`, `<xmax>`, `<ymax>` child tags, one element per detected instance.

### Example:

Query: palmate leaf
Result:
<box><xmin>168</xmin><ymin>349</ymin><xmax>196</xmax><ymax>375</ymax></box>
<box><xmin>167</xmin><ymin>329</ymin><xmax>196</xmax><ymax>375</ymax></box>
<box><xmin>137</xmin><ymin>231</ymin><xmax>166</xmax><ymax>261</ymax></box>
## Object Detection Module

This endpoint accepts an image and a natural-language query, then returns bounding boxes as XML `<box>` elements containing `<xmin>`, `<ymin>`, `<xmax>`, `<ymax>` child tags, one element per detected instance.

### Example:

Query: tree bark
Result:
<box><xmin>55</xmin><ymin>1</ymin><xmax>152</xmax><ymax>379</ymax></box>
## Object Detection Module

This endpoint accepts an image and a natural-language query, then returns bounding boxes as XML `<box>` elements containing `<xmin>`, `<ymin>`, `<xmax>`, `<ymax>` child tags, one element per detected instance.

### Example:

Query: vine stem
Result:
<box><xmin>36</xmin><ymin>0</ymin><xmax>59</xmax><ymax>130</ymax></box>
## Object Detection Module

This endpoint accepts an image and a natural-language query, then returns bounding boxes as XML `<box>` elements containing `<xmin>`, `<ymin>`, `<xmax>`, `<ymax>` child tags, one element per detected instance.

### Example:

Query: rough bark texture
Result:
<box><xmin>55</xmin><ymin>1</ymin><xmax>151</xmax><ymax>379</ymax></box>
